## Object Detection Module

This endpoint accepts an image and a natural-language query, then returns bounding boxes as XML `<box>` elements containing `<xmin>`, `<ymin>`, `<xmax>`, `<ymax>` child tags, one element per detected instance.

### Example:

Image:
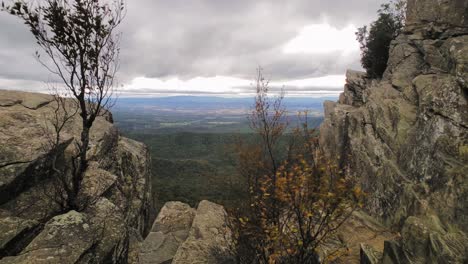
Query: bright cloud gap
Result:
<box><xmin>283</xmin><ymin>23</ymin><xmax>359</xmax><ymax>54</ymax></box>
<box><xmin>0</xmin><ymin>73</ymin><xmax>346</xmax><ymax>98</ymax></box>
<box><xmin>119</xmin><ymin>74</ymin><xmax>346</xmax><ymax>97</ymax></box>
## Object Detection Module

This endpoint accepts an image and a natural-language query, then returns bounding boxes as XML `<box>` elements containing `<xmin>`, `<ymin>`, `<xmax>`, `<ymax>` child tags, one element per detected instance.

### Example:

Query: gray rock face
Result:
<box><xmin>319</xmin><ymin>2</ymin><xmax>468</xmax><ymax>263</ymax></box>
<box><xmin>0</xmin><ymin>90</ymin><xmax>155</xmax><ymax>263</ymax></box>
<box><xmin>139</xmin><ymin>201</ymin><xmax>233</xmax><ymax>264</ymax></box>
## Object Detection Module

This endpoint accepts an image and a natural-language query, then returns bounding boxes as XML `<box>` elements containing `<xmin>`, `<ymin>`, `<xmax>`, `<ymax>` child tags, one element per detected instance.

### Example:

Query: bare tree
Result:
<box><xmin>248</xmin><ymin>68</ymin><xmax>287</xmax><ymax>175</ymax></box>
<box><xmin>41</xmin><ymin>87</ymin><xmax>78</xmax><ymax>211</ymax></box>
<box><xmin>2</xmin><ymin>0</ymin><xmax>125</xmax><ymax>210</ymax></box>
<box><xmin>247</xmin><ymin>68</ymin><xmax>287</xmax><ymax>223</ymax></box>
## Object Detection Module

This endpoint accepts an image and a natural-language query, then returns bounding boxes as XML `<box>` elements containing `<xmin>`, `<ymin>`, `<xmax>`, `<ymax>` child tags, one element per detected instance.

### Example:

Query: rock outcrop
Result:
<box><xmin>319</xmin><ymin>0</ymin><xmax>468</xmax><ymax>263</ymax></box>
<box><xmin>0</xmin><ymin>90</ymin><xmax>155</xmax><ymax>263</ymax></box>
<box><xmin>139</xmin><ymin>200</ymin><xmax>233</xmax><ymax>264</ymax></box>
<box><xmin>139</xmin><ymin>202</ymin><xmax>195</xmax><ymax>264</ymax></box>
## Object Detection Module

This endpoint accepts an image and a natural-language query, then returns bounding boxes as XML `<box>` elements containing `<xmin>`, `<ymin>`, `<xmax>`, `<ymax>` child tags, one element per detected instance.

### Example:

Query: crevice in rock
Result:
<box><xmin>17</xmin><ymin>244</ymin><xmax>67</xmax><ymax>256</ymax></box>
<box><xmin>102</xmin><ymin>245</ymin><xmax>121</xmax><ymax>264</ymax></box>
<box><xmin>0</xmin><ymin>138</ymin><xmax>73</xmax><ymax>206</ymax></box>
<box><xmin>75</xmin><ymin>240</ymin><xmax>100</xmax><ymax>263</ymax></box>
<box><xmin>460</xmin><ymin>82</ymin><xmax>468</xmax><ymax>100</ymax></box>
<box><xmin>406</xmin><ymin>39</ymin><xmax>434</xmax><ymax>72</ymax></box>
<box><xmin>0</xmin><ymin>160</ymin><xmax>34</xmax><ymax>169</ymax></box>
<box><xmin>20</xmin><ymin>100</ymin><xmax>53</xmax><ymax>110</ymax></box>
<box><xmin>0</xmin><ymin>223</ymin><xmax>43</xmax><ymax>258</ymax></box>
<box><xmin>0</xmin><ymin>100</ymin><xmax>22</xmax><ymax>108</ymax></box>
<box><xmin>0</xmin><ymin>157</ymin><xmax>48</xmax><ymax>206</ymax></box>
<box><xmin>428</xmin><ymin>109</ymin><xmax>468</xmax><ymax>129</ymax></box>
<box><xmin>339</xmin><ymin>113</ymin><xmax>351</xmax><ymax>170</ymax></box>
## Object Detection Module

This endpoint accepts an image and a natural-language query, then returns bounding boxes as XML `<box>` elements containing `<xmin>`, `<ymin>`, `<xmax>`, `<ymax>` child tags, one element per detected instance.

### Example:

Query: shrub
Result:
<box><xmin>356</xmin><ymin>0</ymin><xmax>406</xmax><ymax>78</ymax></box>
<box><xmin>229</xmin><ymin>69</ymin><xmax>363</xmax><ymax>264</ymax></box>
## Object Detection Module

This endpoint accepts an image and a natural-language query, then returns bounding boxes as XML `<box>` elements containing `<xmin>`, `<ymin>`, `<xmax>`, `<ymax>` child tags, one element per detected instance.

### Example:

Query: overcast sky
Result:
<box><xmin>0</xmin><ymin>0</ymin><xmax>385</xmax><ymax>97</ymax></box>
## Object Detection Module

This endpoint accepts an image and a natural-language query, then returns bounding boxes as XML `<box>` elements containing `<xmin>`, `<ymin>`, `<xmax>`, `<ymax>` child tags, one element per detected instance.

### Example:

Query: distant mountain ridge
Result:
<box><xmin>115</xmin><ymin>96</ymin><xmax>338</xmax><ymax>111</ymax></box>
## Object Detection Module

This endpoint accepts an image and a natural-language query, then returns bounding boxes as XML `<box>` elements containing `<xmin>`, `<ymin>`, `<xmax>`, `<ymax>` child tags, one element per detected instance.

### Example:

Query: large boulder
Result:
<box><xmin>138</xmin><ymin>200</ymin><xmax>233</xmax><ymax>264</ymax></box>
<box><xmin>1</xmin><ymin>199</ymin><xmax>128</xmax><ymax>264</ymax></box>
<box><xmin>0</xmin><ymin>210</ymin><xmax>95</xmax><ymax>264</ymax></box>
<box><xmin>172</xmin><ymin>200</ymin><xmax>234</xmax><ymax>264</ymax></box>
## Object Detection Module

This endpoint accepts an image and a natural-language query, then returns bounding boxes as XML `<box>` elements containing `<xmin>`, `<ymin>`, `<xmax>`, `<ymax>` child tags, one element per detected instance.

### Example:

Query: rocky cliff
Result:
<box><xmin>319</xmin><ymin>0</ymin><xmax>468</xmax><ymax>262</ymax></box>
<box><xmin>0</xmin><ymin>90</ymin><xmax>155</xmax><ymax>263</ymax></box>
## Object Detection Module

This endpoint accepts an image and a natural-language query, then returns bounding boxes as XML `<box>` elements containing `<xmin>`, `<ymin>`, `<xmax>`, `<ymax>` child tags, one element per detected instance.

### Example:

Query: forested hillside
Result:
<box><xmin>114</xmin><ymin>96</ymin><xmax>326</xmax><ymax>210</ymax></box>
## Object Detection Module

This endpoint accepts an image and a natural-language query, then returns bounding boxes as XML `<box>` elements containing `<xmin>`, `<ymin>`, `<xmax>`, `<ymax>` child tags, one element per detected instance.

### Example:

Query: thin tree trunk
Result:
<box><xmin>70</xmin><ymin>124</ymin><xmax>90</xmax><ymax>210</ymax></box>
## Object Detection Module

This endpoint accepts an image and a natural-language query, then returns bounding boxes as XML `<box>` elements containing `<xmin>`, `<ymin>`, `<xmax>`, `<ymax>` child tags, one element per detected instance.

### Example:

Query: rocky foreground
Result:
<box><xmin>137</xmin><ymin>201</ymin><xmax>398</xmax><ymax>264</ymax></box>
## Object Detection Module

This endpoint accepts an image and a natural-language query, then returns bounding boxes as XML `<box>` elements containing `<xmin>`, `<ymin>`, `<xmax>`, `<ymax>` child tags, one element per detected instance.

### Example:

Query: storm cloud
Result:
<box><xmin>0</xmin><ymin>0</ymin><xmax>385</xmax><ymax>96</ymax></box>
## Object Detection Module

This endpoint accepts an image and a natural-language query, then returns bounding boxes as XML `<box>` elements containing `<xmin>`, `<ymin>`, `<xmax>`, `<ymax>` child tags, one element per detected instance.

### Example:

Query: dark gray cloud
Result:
<box><xmin>0</xmin><ymin>0</ymin><xmax>385</xmax><ymax>94</ymax></box>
